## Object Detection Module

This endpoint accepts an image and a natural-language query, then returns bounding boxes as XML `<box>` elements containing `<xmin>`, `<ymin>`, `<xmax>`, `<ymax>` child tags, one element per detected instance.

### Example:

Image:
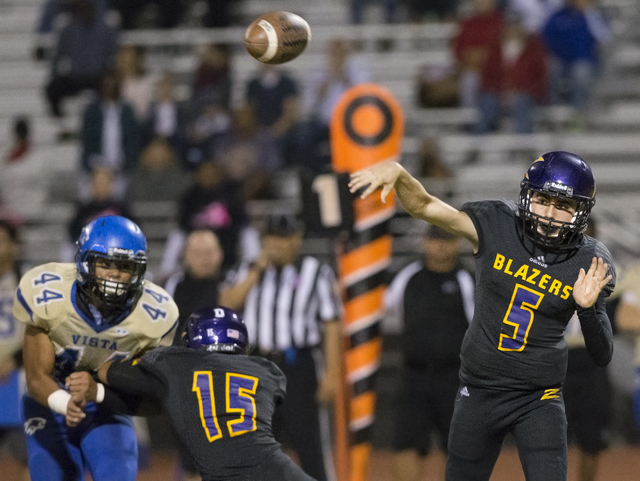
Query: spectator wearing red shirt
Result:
<box><xmin>474</xmin><ymin>15</ymin><xmax>547</xmax><ymax>134</ymax></box>
<box><xmin>453</xmin><ymin>0</ymin><xmax>504</xmax><ymax>108</ymax></box>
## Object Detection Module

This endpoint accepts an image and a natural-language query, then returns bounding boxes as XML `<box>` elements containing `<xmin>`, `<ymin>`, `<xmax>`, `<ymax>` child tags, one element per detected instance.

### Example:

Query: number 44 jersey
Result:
<box><xmin>460</xmin><ymin>200</ymin><xmax>616</xmax><ymax>391</ymax></box>
<box><xmin>13</xmin><ymin>263</ymin><xmax>178</xmax><ymax>383</ymax></box>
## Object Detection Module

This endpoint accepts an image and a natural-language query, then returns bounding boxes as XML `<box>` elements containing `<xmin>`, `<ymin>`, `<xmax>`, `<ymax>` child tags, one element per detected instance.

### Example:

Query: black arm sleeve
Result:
<box><xmin>577</xmin><ymin>296</ymin><xmax>614</xmax><ymax>367</ymax></box>
<box><xmin>106</xmin><ymin>360</ymin><xmax>168</xmax><ymax>401</ymax></box>
<box><xmin>101</xmin><ymin>386</ymin><xmax>143</xmax><ymax>415</ymax></box>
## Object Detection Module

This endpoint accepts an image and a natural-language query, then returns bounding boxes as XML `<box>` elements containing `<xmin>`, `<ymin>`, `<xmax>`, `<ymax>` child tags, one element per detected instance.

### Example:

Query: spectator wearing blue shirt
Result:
<box><xmin>44</xmin><ymin>0</ymin><xmax>118</xmax><ymax>138</ymax></box>
<box><xmin>541</xmin><ymin>0</ymin><xmax>610</xmax><ymax>124</ymax></box>
<box><xmin>34</xmin><ymin>0</ymin><xmax>108</xmax><ymax>60</ymax></box>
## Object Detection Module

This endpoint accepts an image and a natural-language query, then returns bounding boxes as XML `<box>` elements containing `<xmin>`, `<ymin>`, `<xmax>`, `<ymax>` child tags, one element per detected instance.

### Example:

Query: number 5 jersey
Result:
<box><xmin>13</xmin><ymin>263</ymin><xmax>178</xmax><ymax>384</ymax></box>
<box><xmin>459</xmin><ymin>200</ymin><xmax>616</xmax><ymax>390</ymax></box>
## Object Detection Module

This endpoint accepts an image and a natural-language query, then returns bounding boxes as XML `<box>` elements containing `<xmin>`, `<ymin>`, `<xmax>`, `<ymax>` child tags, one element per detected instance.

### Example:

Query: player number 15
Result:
<box><xmin>193</xmin><ymin>371</ymin><xmax>259</xmax><ymax>442</ymax></box>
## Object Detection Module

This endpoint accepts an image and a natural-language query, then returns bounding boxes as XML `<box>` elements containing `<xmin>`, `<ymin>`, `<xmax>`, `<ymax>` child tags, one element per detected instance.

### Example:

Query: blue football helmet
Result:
<box><xmin>76</xmin><ymin>215</ymin><xmax>147</xmax><ymax>310</ymax></box>
<box><xmin>184</xmin><ymin>306</ymin><xmax>248</xmax><ymax>354</ymax></box>
<box><xmin>518</xmin><ymin>151</ymin><xmax>596</xmax><ymax>250</ymax></box>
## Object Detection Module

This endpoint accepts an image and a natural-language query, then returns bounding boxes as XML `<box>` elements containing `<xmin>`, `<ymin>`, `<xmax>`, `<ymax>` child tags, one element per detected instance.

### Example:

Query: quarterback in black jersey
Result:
<box><xmin>349</xmin><ymin>151</ymin><xmax>615</xmax><ymax>481</ymax></box>
<box><xmin>66</xmin><ymin>306</ymin><xmax>316</xmax><ymax>481</ymax></box>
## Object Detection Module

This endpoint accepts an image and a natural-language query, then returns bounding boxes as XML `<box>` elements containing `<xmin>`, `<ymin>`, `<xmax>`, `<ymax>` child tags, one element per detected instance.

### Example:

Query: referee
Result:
<box><xmin>219</xmin><ymin>214</ymin><xmax>341</xmax><ymax>481</ymax></box>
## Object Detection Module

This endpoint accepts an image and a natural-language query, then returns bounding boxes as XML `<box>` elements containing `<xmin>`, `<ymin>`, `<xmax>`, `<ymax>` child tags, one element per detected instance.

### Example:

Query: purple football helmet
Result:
<box><xmin>518</xmin><ymin>151</ymin><xmax>596</xmax><ymax>250</ymax></box>
<box><xmin>184</xmin><ymin>306</ymin><xmax>248</xmax><ymax>354</ymax></box>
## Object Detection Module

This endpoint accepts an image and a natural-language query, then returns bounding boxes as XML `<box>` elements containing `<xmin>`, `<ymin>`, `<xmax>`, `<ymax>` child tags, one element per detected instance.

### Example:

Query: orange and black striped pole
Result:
<box><xmin>330</xmin><ymin>83</ymin><xmax>404</xmax><ymax>481</ymax></box>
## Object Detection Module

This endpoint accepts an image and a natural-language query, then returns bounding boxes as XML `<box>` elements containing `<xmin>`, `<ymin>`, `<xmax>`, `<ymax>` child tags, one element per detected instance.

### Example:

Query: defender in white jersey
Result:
<box><xmin>13</xmin><ymin>215</ymin><xmax>178</xmax><ymax>481</ymax></box>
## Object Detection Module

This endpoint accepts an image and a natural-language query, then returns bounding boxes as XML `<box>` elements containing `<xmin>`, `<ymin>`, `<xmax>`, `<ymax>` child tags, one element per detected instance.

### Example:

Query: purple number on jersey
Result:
<box><xmin>498</xmin><ymin>284</ymin><xmax>544</xmax><ymax>352</ymax></box>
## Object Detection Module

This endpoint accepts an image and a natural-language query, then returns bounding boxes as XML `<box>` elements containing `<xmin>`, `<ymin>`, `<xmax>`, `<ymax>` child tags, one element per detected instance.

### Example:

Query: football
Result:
<box><xmin>244</xmin><ymin>11</ymin><xmax>311</xmax><ymax>64</ymax></box>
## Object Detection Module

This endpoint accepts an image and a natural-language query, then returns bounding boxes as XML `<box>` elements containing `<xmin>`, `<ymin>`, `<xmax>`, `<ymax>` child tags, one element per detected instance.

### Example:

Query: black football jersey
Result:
<box><xmin>460</xmin><ymin>200</ymin><xmax>616</xmax><ymax>390</ymax></box>
<box><xmin>135</xmin><ymin>347</ymin><xmax>288</xmax><ymax>479</ymax></box>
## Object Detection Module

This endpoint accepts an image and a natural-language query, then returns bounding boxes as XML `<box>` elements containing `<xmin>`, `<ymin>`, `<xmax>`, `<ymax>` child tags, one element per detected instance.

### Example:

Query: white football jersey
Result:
<box><xmin>0</xmin><ymin>269</ymin><xmax>23</xmax><ymax>360</ymax></box>
<box><xmin>13</xmin><ymin>263</ymin><xmax>178</xmax><ymax>383</ymax></box>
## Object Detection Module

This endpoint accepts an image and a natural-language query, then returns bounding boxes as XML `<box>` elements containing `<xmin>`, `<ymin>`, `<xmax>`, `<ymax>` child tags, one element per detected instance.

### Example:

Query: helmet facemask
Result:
<box><xmin>518</xmin><ymin>183</ymin><xmax>594</xmax><ymax>251</ymax></box>
<box><xmin>79</xmin><ymin>251</ymin><xmax>147</xmax><ymax>311</ymax></box>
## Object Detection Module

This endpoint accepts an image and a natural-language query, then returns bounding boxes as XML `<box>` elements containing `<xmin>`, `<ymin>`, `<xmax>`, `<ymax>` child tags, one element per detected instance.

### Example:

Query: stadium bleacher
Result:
<box><xmin>1</xmin><ymin>0</ymin><xmax>640</xmax><ymax>273</ymax></box>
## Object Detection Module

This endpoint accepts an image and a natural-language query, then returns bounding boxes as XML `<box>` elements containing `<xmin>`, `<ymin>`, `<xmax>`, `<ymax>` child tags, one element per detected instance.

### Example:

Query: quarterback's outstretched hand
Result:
<box><xmin>348</xmin><ymin>161</ymin><xmax>403</xmax><ymax>204</ymax></box>
<box><xmin>573</xmin><ymin>257</ymin><xmax>612</xmax><ymax>308</ymax></box>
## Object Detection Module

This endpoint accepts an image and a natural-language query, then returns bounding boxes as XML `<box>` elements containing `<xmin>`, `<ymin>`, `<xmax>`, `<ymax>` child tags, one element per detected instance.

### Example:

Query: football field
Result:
<box><xmin>2</xmin><ymin>445</ymin><xmax>640</xmax><ymax>480</ymax></box>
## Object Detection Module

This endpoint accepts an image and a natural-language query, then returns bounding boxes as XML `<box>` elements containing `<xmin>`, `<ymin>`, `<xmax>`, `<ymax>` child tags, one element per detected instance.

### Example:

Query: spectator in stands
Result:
<box><xmin>406</xmin><ymin>0</ymin><xmax>459</xmax><ymax>22</ymax></box>
<box><xmin>144</xmin><ymin>72</ymin><xmax>183</xmax><ymax>151</ymax></box>
<box><xmin>246</xmin><ymin>64</ymin><xmax>300</xmax><ymax>166</ymax></box>
<box><xmin>34</xmin><ymin>0</ymin><xmax>108</xmax><ymax>60</ymax></box>
<box><xmin>182</xmin><ymin>103</ymin><xmax>230</xmax><ymax>170</ymax></box>
<box><xmin>0</xmin><ymin>118</ymin><xmax>48</xmax><ymax>222</ymax></box>
<box><xmin>297</xmin><ymin>39</ymin><xmax>370</xmax><ymax>173</ymax></box>
<box><xmin>350</xmin><ymin>0</ymin><xmax>397</xmax><ymax>25</ymax></box>
<box><xmin>164</xmin><ymin>229</ymin><xmax>224</xmax><ymax>345</ymax></box>
<box><xmin>474</xmin><ymin>13</ymin><xmax>547</xmax><ymax>134</ymax></box>
<box><xmin>564</xmin><ymin>219</ymin><xmax>611</xmax><ymax>481</ymax></box>
<box><xmin>453</xmin><ymin>0</ymin><xmax>504</xmax><ymax>109</ymax></box>
<box><xmin>180</xmin><ymin>43</ymin><xmax>232</xmax><ymax>169</ymax></box>
<box><xmin>506</xmin><ymin>0</ymin><xmax>563</xmax><ymax>33</ymax></box>
<box><xmin>116</xmin><ymin>45</ymin><xmax>154</xmax><ymax>126</ymax></box>
<box><xmin>45</xmin><ymin>0</ymin><xmax>118</xmax><ymax>139</ymax></box>
<box><xmin>79</xmin><ymin>68</ymin><xmax>141</xmax><ymax>199</ymax></box>
<box><xmin>107</xmin><ymin>0</ymin><xmax>184</xmax><ymax>29</ymax></box>
<box><xmin>384</xmin><ymin>224</ymin><xmax>474</xmax><ymax>481</ymax></box>
<box><xmin>418</xmin><ymin>138</ymin><xmax>452</xmax><ymax>180</ymax></box>
<box><xmin>125</xmin><ymin>137</ymin><xmax>189</xmax><ymax>203</ymax></box>
<box><xmin>5</xmin><ymin>117</ymin><xmax>30</xmax><ymax>163</ymax></box>
<box><xmin>416</xmin><ymin>64</ymin><xmax>460</xmax><ymax>108</ymax></box>
<box><xmin>211</xmin><ymin>104</ymin><xmax>282</xmax><ymax>201</ymax></box>
<box><xmin>416</xmin><ymin>138</ymin><xmax>455</xmax><ymax>201</ymax></box>
<box><xmin>201</xmin><ymin>0</ymin><xmax>235</xmax><ymax>28</ymax></box>
<box><xmin>169</xmin><ymin>160</ymin><xmax>249</xmax><ymax>272</ymax></box>
<box><xmin>67</xmin><ymin>165</ymin><xmax>134</xmax><ymax>245</ymax></box>
<box><xmin>192</xmin><ymin>43</ymin><xmax>231</xmax><ymax>110</ymax></box>
<box><xmin>541</xmin><ymin>0</ymin><xmax>611</xmax><ymax>128</ymax></box>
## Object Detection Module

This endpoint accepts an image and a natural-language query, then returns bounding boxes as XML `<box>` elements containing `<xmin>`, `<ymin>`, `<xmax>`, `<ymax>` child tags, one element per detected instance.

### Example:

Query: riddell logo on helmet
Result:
<box><xmin>109</xmin><ymin>247</ymin><xmax>133</xmax><ymax>257</ymax></box>
<box><xmin>543</xmin><ymin>181</ymin><xmax>573</xmax><ymax>197</ymax></box>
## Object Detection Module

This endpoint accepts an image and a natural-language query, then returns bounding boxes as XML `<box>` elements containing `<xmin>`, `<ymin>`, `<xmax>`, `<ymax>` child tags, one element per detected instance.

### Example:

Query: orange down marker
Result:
<box><xmin>330</xmin><ymin>83</ymin><xmax>403</xmax><ymax>481</ymax></box>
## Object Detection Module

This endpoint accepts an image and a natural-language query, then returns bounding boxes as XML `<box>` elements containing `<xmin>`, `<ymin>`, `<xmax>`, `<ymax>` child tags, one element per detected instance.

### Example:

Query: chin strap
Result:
<box><xmin>75</xmin><ymin>283</ymin><xmax>132</xmax><ymax>325</ymax></box>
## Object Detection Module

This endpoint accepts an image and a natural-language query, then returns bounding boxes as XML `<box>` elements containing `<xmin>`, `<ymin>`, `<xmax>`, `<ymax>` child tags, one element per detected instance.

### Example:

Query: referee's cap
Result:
<box><xmin>264</xmin><ymin>214</ymin><xmax>303</xmax><ymax>237</ymax></box>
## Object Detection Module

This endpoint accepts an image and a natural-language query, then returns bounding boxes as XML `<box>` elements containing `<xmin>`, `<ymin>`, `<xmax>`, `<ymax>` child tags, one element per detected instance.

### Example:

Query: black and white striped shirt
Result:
<box><xmin>226</xmin><ymin>256</ymin><xmax>342</xmax><ymax>352</ymax></box>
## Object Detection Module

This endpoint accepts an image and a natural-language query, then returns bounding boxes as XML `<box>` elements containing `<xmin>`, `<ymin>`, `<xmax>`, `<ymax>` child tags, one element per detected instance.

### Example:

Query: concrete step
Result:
<box><xmin>0</xmin><ymin>33</ymin><xmax>35</xmax><ymax>61</ymax></box>
<box><xmin>0</xmin><ymin>61</ymin><xmax>47</xmax><ymax>89</ymax></box>
<box><xmin>0</xmin><ymin>4</ymin><xmax>39</xmax><ymax>34</ymax></box>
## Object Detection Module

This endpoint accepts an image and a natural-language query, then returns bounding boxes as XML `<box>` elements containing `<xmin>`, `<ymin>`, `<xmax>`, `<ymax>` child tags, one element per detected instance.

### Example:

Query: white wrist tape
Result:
<box><xmin>47</xmin><ymin>389</ymin><xmax>71</xmax><ymax>416</ymax></box>
<box><xmin>95</xmin><ymin>383</ymin><xmax>105</xmax><ymax>403</ymax></box>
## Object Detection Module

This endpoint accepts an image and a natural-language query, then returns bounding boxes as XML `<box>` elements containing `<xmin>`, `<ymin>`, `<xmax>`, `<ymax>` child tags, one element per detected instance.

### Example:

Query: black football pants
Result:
<box><xmin>446</xmin><ymin>383</ymin><xmax>567</xmax><ymax>481</ymax></box>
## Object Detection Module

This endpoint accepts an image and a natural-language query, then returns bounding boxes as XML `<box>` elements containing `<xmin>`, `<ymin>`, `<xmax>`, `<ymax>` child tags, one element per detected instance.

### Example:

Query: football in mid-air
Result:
<box><xmin>244</xmin><ymin>11</ymin><xmax>311</xmax><ymax>64</ymax></box>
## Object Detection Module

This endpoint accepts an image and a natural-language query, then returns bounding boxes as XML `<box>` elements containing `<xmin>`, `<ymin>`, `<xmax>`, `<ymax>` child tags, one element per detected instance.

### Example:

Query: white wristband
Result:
<box><xmin>95</xmin><ymin>383</ymin><xmax>105</xmax><ymax>403</ymax></box>
<box><xmin>47</xmin><ymin>389</ymin><xmax>71</xmax><ymax>416</ymax></box>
